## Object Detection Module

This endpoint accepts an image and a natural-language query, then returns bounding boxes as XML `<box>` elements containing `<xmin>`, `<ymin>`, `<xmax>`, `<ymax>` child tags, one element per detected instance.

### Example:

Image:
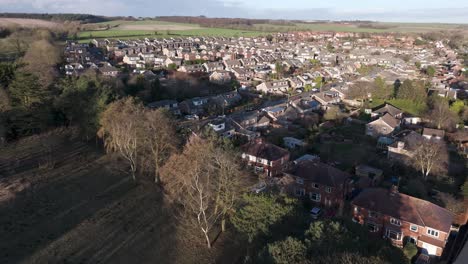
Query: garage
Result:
<box><xmin>421</xmin><ymin>242</ymin><xmax>439</xmax><ymax>256</ymax></box>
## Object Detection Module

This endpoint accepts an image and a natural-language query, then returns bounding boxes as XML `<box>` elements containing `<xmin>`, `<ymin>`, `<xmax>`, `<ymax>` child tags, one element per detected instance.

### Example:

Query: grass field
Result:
<box><xmin>78</xmin><ymin>19</ymin><xmax>266</xmax><ymax>42</ymax></box>
<box><xmin>254</xmin><ymin>22</ymin><xmax>468</xmax><ymax>33</ymax></box>
<box><xmin>77</xmin><ymin>19</ymin><xmax>467</xmax><ymax>42</ymax></box>
<box><xmin>0</xmin><ymin>129</ymin><xmax>238</xmax><ymax>263</ymax></box>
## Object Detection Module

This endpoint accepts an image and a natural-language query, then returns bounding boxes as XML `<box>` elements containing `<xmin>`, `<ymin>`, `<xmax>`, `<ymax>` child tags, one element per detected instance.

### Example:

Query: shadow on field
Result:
<box><xmin>0</xmin><ymin>140</ymin><xmax>182</xmax><ymax>264</ymax></box>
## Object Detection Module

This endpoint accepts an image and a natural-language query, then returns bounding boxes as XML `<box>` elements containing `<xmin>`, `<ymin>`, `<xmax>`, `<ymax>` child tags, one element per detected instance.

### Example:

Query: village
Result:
<box><xmin>60</xmin><ymin>30</ymin><xmax>468</xmax><ymax>263</ymax></box>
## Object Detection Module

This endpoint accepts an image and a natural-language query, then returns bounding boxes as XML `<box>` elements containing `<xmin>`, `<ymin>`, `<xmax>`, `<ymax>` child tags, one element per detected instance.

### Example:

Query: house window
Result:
<box><xmin>427</xmin><ymin>229</ymin><xmax>439</xmax><ymax>238</ymax></box>
<box><xmin>367</xmin><ymin>222</ymin><xmax>379</xmax><ymax>233</ymax></box>
<box><xmin>386</xmin><ymin>230</ymin><xmax>402</xmax><ymax>241</ymax></box>
<box><xmin>295</xmin><ymin>188</ymin><xmax>305</xmax><ymax>197</ymax></box>
<box><xmin>296</xmin><ymin>178</ymin><xmax>304</xmax><ymax>185</ymax></box>
<box><xmin>312</xmin><ymin>183</ymin><xmax>319</xmax><ymax>189</ymax></box>
<box><xmin>310</xmin><ymin>192</ymin><xmax>321</xmax><ymax>202</ymax></box>
<box><xmin>325</xmin><ymin>187</ymin><xmax>332</xmax><ymax>193</ymax></box>
<box><xmin>390</xmin><ymin>218</ymin><xmax>401</xmax><ymax>226</ymax></box>
<box><xmin>410</xmin><ymin>225</ymin><xmax>418</xmax><ymax>232</ymax></box>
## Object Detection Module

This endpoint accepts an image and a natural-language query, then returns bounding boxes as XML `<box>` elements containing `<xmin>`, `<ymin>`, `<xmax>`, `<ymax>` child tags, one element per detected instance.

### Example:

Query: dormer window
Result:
<box><xmin>296</xmin><ymin>178</ymin><xmax>304</xmax><ymax>185</ymax></box>
<box><xmin>312</xmin><ymin>183</ymin><xmax>319</xmax><ymax>189</ymax></box>
<box><xmin>390</xmin><ymin>218</ymin><xmax>401</xmax><ymax>226</ymax></box>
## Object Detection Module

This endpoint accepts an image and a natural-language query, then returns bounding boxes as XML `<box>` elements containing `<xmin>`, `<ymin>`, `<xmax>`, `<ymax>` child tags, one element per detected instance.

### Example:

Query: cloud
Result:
<box><xmin>0</xmin><ymin>0</ymin><xmax>467</xmax><ymax>23</ymax></box>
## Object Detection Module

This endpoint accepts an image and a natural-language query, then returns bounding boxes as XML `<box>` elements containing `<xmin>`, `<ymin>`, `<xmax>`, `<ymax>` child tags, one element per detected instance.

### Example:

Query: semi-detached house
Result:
<box><xmin>352</xmin><ymin>187</ymin><xmax>453</xmax><ymax>256</ymax></box>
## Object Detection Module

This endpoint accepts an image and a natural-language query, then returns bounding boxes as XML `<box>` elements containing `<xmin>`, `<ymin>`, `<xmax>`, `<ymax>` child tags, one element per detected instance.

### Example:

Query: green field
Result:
<box><xmin>77</xmin><ymin>19</ymin><xmax>468</xmax><ymax>42</ymax></box>
<box><xmin>78</xmin><ymin>19</ymin><xmax>265</xmax><ymax>42</ymax></box>
<box><xmin>254</xmin><ymin>22</ymin><xmax>467</xmax><ymax>33</ymax></box>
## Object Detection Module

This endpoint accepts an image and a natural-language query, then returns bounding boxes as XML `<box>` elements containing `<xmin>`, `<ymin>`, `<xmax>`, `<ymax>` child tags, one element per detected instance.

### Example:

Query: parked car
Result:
<box><xmin>310</xmin><ymin>207</ymin><xmax>322</xmax><ymax>219</ymax></box>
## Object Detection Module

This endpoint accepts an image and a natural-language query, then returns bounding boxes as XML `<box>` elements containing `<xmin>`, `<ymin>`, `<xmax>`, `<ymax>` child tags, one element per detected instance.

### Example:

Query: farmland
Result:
<box><xmin>78</xmin><ymin>20</ymin><xmax>266</xmax><ymax>42</ymax></box>
<box><xmin>0</xmin><ymin>18</ymin><xmax>59</xmax><ymax>28</ymax></box>
<box><xmin>77</xmin><ymin>19</ymin><xmax>468</xmax><ymax>42</ymax></box>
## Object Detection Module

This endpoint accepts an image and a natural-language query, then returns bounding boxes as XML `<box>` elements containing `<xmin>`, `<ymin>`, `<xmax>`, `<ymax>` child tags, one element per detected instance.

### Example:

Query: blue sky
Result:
<box><xmin>1</xmin><ymin>0</ymin><xmax>467</xmax><ymax>23</ymax></box>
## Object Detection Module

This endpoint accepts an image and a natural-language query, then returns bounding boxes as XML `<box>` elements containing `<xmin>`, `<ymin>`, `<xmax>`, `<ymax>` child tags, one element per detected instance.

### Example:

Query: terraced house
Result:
<box><xmin>352</xmin><ymin>187</ymin><xmax>453</xmax><ymax>256</ymax></box>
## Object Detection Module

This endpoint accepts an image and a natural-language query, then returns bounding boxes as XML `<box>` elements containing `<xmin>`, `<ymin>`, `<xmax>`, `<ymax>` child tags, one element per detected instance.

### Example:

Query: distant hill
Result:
<box><xmin>0</xmin><ymin>13</ymin><xmax>113</xmax><ymax>23</ymax></box>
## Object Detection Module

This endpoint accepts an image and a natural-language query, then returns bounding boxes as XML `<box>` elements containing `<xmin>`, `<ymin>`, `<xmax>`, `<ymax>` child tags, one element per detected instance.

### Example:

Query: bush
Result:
<box><xmin>403</xmin><ymin>243</ymin><xmax>418</xmax><ymax>262</ymax></box>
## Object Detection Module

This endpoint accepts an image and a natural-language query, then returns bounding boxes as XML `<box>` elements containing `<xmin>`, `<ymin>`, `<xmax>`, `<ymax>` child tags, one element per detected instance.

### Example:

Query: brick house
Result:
<box><xmin>241</xmin><ymin>138</ymin><xmax>290</xmax><ymax>177</ymax></box>
<box><xmin>283</xmin><ymin>160</ymin><xmax>352</xmax><ymax>208</ymax></box>
<box><xmin>352</xmin><ymin>187</ymin><xmax>453</xmax><ymax>256</ymax></box>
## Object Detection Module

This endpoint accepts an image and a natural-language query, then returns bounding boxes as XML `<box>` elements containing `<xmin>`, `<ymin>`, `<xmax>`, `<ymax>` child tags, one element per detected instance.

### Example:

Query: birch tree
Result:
<box><xmin>160</xmin><ymin>136</ymin><xmax>250</xmax><ymax>248</ymax></box>
<box><xmin>412</xmin><ymin>140</ymin><xmax>443</xmax><ymax>180</ymax></box>
<box><xmin>141</xmin><ymin>109</ymin><xmax>178</xmax><ymax>183</ymax></box>
<box><xmin>98</xmin><ymin>97</ymin><xmax>142</xmax><ymax>181</ymax></box>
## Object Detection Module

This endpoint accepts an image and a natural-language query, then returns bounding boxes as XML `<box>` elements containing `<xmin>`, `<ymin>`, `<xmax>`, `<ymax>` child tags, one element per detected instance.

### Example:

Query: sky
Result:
<box><xmin>1</xmin><ymin>0</ymin><xmax>468</xmax><ymax>23</ymax></box>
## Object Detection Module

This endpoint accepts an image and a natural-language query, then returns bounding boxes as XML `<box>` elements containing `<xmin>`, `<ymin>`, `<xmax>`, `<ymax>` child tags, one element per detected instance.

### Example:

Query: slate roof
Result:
<box><xmin>373</xmin><ymin>103</ymin><xmax>403</xmax><ymax>117</ymax></box>
<box><xmin>380</xmin><ymin>113</ymin><xmax>400</xmax><ymax>128</ymax></box>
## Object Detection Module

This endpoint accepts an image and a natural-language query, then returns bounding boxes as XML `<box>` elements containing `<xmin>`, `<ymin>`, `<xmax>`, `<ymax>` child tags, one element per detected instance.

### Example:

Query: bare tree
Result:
<box><xmin>212</xmin><ymin>147</ymin><xmax>250</xmax><ymax>232</ymax></box>
<box><xmin>428</xmin><ymin>97</ymin><xmax>456</xmax><ymax>130</ymax></box>
<box><xmin>161</xmin><ymin>136</ymin><xmax>219</xmax><ymax>248</ymax></box>
<box><xmin>141</xmin><ymin>109</ymin><xmax>178</xmax><ymax>183</ymax></box>
<box><xmin>412</xmin><ymin>140</ymin><xmax>444</xmax><ymax>180</ymax></box>
<box><xmin>98</xmin><ymin>98</ymin><xmax>142</xmax><ymax>181</ymax></box>
<box><xmin>21</xmin><ymin>39</ymin><xmax>61</xmax><ymax>88</ymax></box>
<box><xmin>161</xmin><ymin>136</ymin><xmax>250</xmax><ymax>247</ymax></box>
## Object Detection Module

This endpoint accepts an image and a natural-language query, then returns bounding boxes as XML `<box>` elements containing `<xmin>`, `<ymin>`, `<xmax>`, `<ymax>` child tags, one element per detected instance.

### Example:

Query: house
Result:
<box><xmin>366</xmin><ymin>113</ymin><xmax>400</xmax><ymax>137</ymax></box>
<box><xmin>284</xmin><ymin>160</ymin><xmax>352</xmax><ymax>208</ymax></box>
<box><xmin>178</xmin><ymin>64</ymin><xmax>205</xmax><ymax>73</ymax></box>
<box><xmin>371</xmin><ymin>104</ymin><xmax>403</xmax><ymax>119</ymax></box>
<box><xmin>312</xmin><ymin>91</ymin><xmax>341</xmax><ymax>109</ymax></box>
<box><xmin>352</xmin><ymin>187</ymin><xmax>453</xmax><ymax>256</ymax></box>
<box><xmin>164</xmin><ymin>57</ymin><xmax>183</xmax><ymax>68</ymax></box>
<box><xmin>99</xmin><ymin>65</ymin><xmax>119</xmax><ymax>77</ymax></box>
<box><xmin>223</xmin><ymin>59</ymin><xmax>242</xmax><ymax>70</ymax></box>
<box><xmin>203</xmin><ymin>62</ymin><xmax>224</xmax><ymax>72</ymax></box>
<box><xmin>123</xmin><ymin>54</ymin><xmax>140</xmax><ymax>66</ymax></box>
<box><xmin>147</xmin><ymin>99</ymin><xmax>180</xmax><ymax>115</ymax></box>
<box><xmin>387</xmin><ymin>131</ymin><xmax>424</xmax><ymax>159</ymax></box>
<box><xmin>179</xmin><ymin>97</ymin><xmax>209</xmax><ymax>115</ymax></box>
<box><xmin>241</xmin><ymin>138</ymin><xmax>290</xmax><ymax>177</ymax></box>
<box><xmin>206</xmin><ymin>117</ymin><xmax>235</xmax><ymax>138</ymax></box>
<box><xmin>209</xmin><ymin>70</ymin><xmax>232</xmax><ymax>84</ymax></box>
<box><xmin>283</xmin><ymin>137</ymin><xmax>307</xmax><ymax>149</ymax></box>
<box><xmin>231</xmin><ymin>68</ymin><xmax>253</xmax><ymax>82</ymax></box>
<box><xmin>256</xmin><ymin>80</ymin><xmax>289</xmax><ymax>94</ymax></box>
<box><xmin>422</xmin><ymin>128</ymin><xmax>445</xmax><ymax>141</ymax></box>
